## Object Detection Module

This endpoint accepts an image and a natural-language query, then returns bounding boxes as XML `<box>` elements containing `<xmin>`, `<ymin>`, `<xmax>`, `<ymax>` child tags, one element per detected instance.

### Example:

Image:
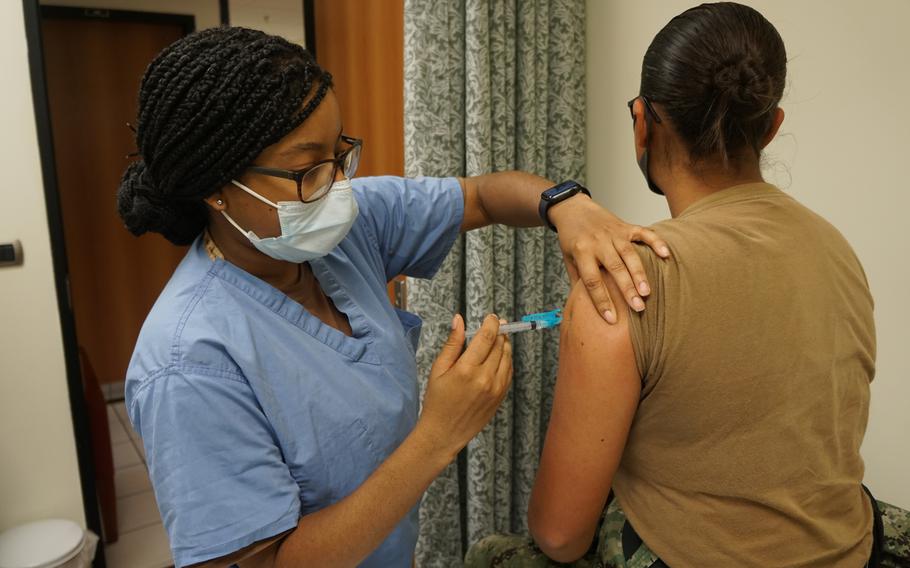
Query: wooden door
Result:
<box><xmin>41</xmin><ymin>9</ymin><xmax>191</xmax><ymax>384</ymax></box>
<box><xmin>314</xmin><ymin>0</ymin><xmax>404</xmax><ymax>179</ymax></box>
<box><xmin>314</xmin><ymin>0</ymin><xmax>406</xmax><ymax>303</ymax></box>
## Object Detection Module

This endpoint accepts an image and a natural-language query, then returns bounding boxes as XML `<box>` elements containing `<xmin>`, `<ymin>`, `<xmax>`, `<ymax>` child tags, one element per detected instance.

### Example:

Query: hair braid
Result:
<box><xmin>117</xmin><ymin>27</ymin><xmax>332</xmax><ymax>245</ymax></box>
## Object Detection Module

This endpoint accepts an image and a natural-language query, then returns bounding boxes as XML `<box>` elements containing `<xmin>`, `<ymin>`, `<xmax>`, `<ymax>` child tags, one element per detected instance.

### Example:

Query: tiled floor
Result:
<box><xmin>104</xmin><ymin>400</ymin><xmax>173</xmax><ymax>568</ymax></box>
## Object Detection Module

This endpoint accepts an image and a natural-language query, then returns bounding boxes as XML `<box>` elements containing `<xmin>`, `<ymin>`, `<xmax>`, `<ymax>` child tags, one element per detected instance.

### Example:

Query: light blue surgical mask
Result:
<box><xmin>222</xmin><ymin>178</ymin><xmax>359</xmax><ymax>263</ymax></box>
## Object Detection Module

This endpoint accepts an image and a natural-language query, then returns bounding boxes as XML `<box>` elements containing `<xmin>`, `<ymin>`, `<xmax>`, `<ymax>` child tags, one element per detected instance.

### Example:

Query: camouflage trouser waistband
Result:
<box><xmin>464</xmin><ymin>497</ymin><xmax>910</xmax><ymax>567</ymax></box>
<box><xmin>463</xmin><ymin>499</ymin><xmax>659</xmax><ymax>568</ymax></box>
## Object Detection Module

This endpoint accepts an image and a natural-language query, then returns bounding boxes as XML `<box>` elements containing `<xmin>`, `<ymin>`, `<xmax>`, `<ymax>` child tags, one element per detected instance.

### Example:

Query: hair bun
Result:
<box><xmin>117</xmin><ymin>160</ymin><xmax>205</xmax><ymax>245</ymax></box>
<box><xmin>713</xmin><ymin>56</ymin><xmax>774</xmax><ymax>116</ymax></box>
<box><xmin>117</xmin><ymin>160</ymin><xmax>161</xmax><ymax>236</ymax></box>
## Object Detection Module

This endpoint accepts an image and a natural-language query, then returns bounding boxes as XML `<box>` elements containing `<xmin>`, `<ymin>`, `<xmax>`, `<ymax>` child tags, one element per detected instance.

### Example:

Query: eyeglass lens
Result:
<box><xmin>300</xmin><ymin>144</ymin><xmax>361</xmax><ymax>202</ymax></box>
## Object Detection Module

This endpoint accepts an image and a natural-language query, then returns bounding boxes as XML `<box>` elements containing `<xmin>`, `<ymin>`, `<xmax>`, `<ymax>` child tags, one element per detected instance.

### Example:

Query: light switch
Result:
<box><xmin>0</xmin><ymin>240</ymin><xmax>23</xmax><ymax>267</ymax></box>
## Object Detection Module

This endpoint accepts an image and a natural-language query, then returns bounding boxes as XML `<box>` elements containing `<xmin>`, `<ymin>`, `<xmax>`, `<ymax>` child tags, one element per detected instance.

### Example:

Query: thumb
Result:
<box><xmin>430</xmin><ymin>314</ymin><xmax>465</xmax><ymax>378</ymax></box>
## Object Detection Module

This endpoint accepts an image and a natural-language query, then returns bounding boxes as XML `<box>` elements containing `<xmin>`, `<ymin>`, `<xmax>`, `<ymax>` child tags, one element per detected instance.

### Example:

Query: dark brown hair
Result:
<box><xmin>640</xmin><ymin>2</ymin><xmax>787</xmax><ymax>166</ymax></box>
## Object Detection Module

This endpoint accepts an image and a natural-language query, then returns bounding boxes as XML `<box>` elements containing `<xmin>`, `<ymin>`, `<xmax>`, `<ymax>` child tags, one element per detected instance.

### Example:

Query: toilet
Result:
<box><xmin>0</xmin><ymin>519</ymin><xmax>97</xmax><ymax>568</ymax></box>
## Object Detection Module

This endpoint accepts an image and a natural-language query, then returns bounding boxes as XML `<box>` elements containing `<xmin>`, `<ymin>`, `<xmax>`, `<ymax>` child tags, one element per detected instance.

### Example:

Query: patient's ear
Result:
<box><xmin>760</xmin><ymin>108</ymin><xmax>785</xmax><ymax>149</ymax></box>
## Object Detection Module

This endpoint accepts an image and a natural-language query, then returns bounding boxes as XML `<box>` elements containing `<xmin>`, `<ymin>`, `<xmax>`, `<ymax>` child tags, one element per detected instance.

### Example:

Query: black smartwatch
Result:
<box><xmin>538</xmin><ymin>180</ymin><xmax>591</xmax><ymax>232</ymax></box>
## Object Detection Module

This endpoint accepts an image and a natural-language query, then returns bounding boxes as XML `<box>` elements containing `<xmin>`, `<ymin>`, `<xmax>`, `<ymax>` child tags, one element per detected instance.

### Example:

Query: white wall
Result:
<box><xmin>587</xmin><ymin>0</ymin><xmax>910</xmax><ymax>509</ymax></box>
<box><xmin>0</xmin><ymin>2</ymin><xmax>85</xmax><ymax>532</ymax></box>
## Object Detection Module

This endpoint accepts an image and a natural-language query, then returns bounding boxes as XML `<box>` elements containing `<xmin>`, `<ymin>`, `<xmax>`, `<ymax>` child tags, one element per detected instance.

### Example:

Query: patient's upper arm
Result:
<box><xmin>528</xmin><ymin>275</ymin><xmax>642</xmax><ymax>562</ymax></box>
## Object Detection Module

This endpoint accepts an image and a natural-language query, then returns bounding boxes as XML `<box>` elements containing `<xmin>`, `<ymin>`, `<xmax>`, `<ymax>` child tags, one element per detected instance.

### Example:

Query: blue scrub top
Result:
<box><xmin>124</xmin><ymin>176</ymin><xmax>464</xmax><ymax>567</ymax></box>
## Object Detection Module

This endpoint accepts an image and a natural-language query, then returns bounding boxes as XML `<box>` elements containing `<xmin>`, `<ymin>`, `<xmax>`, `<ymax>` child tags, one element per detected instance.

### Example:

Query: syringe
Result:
<box><xmin>465</xmin><ymin>309</ymin><xmax>562</xmax><ymax>342</ymax></box>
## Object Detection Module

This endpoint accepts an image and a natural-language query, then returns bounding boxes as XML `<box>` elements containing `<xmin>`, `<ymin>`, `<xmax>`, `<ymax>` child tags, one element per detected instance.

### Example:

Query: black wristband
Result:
<box><xmin>539</xmin><ymin>180</ymin><xmax>591</xmax><ymax>232</ymax></box>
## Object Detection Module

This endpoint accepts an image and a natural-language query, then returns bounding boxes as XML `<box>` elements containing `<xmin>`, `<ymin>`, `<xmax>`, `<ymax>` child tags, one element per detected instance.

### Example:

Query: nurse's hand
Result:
<box><xmin>417</xmin><ymin>314</ymin><xmax>513</xmax><ymax>462</ymax></box>
<box><xmin>548</xmin><ymin>195</ymin><xmax>670</xmax><ymax>324</ymax></box>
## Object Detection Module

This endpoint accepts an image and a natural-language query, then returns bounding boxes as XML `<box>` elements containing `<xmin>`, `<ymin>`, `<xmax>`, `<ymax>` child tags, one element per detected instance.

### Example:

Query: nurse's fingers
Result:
<box><xmin>460</xmin><ymin>314</ymin><xmax>501</xmax><ymax>367</ymax></box>
<box><xmin>480</xmin><ymin>319</ymin><xmax>507</xmax><ymax>386</ymax></box>
<box><xmin>430</xmin><ymin>314</ymin><xmax>465</xmax><ymax>379</ymax></box>
<box><xmin>495</xmin><ymin>336</ymin><xmax>513</xmax><ymax>393</ymax></box>
<box><xmin>481</xmin><ymin>334</ymin><xmax>505</xmax><ymax>379</ymax></box>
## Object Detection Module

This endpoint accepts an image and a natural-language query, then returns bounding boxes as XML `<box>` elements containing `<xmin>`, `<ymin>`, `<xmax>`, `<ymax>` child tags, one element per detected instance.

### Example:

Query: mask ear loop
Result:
<box><xmin>219</xmin><ymin>180</ymin><xmax>281</xmax><ymax>238</ymax></box>
<box><xmin>231</xmin><ymin>179</ymin><xmax>281</xmax><ymax>208</ymax></box>
<box><xmin>220</xmin><ymin>209</ymin><xmax>252</xmax><ymax>237</ymax></box>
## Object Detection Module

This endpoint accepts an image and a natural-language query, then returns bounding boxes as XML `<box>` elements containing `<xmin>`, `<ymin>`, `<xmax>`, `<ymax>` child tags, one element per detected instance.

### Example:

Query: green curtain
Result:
<box><xmin>403</xmin><ymin>1</ymin><xmax>586</xmax><ymax>565</ymax></box>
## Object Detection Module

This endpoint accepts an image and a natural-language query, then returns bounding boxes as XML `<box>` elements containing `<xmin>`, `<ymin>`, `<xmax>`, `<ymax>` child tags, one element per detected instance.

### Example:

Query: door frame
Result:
<box><xmin>21</xmin><ymin>3</ymin><xmax>196</xmax><ymax>565</ymax></box>
<box><xmin>39</xmin><ymin>4</ymin><xmax>195</xmax><ymax>30</ymax></box>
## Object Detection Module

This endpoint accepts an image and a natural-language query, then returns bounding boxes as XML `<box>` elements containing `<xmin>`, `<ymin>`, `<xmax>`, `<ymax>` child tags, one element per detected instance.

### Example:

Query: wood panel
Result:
<box><xmin>314</xmin><ymin>0</ymin><xmax>406</xmax><ymax>301</ymax></box>
<box><xmin>42</xmin><ymin>16</ymin><xmax>188</xmax><ymax>384</ymax></box>
<box><xmin>314</xmin><ymin>0</ymin><xmax>404</xmax><ymax>178</ymax></box>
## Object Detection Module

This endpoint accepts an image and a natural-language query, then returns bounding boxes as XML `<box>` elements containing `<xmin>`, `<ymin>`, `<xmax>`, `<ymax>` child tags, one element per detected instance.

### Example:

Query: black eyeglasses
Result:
<box><xmin>627</xmin><ymin>96</ymin><xmax>663</xmax><ymax>124</ymax></box>
<box><xmin>247</xmin><ymin>135</ymin><xmax>363</xmax><ymax>203</ymax></box>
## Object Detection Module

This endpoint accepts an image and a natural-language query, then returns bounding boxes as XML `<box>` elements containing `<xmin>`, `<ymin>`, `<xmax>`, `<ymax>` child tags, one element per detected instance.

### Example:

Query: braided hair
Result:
<box><xmin>117</xmin><ymin>27</ymin><xmax>332</xmax><ymax>245</ymax></box>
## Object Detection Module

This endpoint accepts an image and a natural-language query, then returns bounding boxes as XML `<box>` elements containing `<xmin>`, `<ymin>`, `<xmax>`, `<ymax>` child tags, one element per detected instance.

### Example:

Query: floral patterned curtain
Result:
<box><xmin>403</xmin><ymin>1</ymin><xmax>586</xmax><ymax>565</ymax></box>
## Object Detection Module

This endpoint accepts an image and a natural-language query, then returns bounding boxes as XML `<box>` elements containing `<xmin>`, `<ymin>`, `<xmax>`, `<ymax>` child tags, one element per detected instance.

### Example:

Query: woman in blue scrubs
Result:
<box><xmin>117</xmin><ymin>28</ymin><xmax>667</xmax><ymax>567</ymax></box>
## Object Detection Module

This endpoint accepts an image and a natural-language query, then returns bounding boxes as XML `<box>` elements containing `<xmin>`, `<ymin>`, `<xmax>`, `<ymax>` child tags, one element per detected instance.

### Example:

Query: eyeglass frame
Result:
<box><xmin>627</xmin><ymin>95</ymin><xmax>663</xmax><ymax>124</ymax></box>
<box><xmin>246</xmin><ymin>134</ymin><xmax>363</xmax><ymax>203</ymax></box>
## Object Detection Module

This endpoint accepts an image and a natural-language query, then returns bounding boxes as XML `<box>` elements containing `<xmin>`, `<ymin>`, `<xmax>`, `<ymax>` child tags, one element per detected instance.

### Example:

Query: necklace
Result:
<box><xmin>203</xmin><ymin>228</ymin><xmax>224</xmax><ymax>260</ymax></box>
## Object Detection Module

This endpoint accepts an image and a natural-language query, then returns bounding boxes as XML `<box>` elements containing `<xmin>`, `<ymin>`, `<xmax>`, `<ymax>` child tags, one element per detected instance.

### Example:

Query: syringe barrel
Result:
<box><xmin>466</xmin><ymin>321</ymin><xmax>535</xmax><ymax>341</ymax></box>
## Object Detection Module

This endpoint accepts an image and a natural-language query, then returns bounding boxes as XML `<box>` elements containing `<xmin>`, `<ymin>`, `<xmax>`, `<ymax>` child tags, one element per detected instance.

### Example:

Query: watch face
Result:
<box><xmin>543</xmin><ymin>181</ymin><xmax>579</xmax><ymax>201</ymax></box>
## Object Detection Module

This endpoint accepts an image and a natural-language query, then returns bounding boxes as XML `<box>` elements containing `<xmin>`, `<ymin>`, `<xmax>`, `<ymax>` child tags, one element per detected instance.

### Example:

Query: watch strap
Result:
<box><xmin>539</xmin><ymin>181</ymin><xmax>590</xmax><ymax>232</ymax></box>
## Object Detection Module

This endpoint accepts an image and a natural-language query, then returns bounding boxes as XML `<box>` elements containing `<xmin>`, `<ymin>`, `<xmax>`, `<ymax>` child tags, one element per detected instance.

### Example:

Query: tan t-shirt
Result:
<box><xmin>617</xmin><ymin>183</ymin><xmax>875</xmax><ymax>567</ymax></box>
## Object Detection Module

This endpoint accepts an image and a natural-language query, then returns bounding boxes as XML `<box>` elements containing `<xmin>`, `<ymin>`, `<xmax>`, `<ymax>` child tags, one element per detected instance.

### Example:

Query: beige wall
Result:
<box><xmin>587</xmin><ymin>0</ymin><xmax>910</xmax><ymax>509</ymax></box>
<box><xmin>0</xmin><ymin>2</ymin><xmax>85</xmax><ymax>532</ymax></box>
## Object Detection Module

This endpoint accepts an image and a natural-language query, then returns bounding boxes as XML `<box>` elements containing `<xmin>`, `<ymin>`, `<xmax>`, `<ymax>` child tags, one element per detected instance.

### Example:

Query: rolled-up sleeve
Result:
<box><xmin>129</xmin><ymin>367</ymin><xmax>300</xmax><ymax>567</ymax></box>
<box><xmin>352</xmin><ymin>176</ymin><xmax>464</xmax><ymax>280</ymax></box>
